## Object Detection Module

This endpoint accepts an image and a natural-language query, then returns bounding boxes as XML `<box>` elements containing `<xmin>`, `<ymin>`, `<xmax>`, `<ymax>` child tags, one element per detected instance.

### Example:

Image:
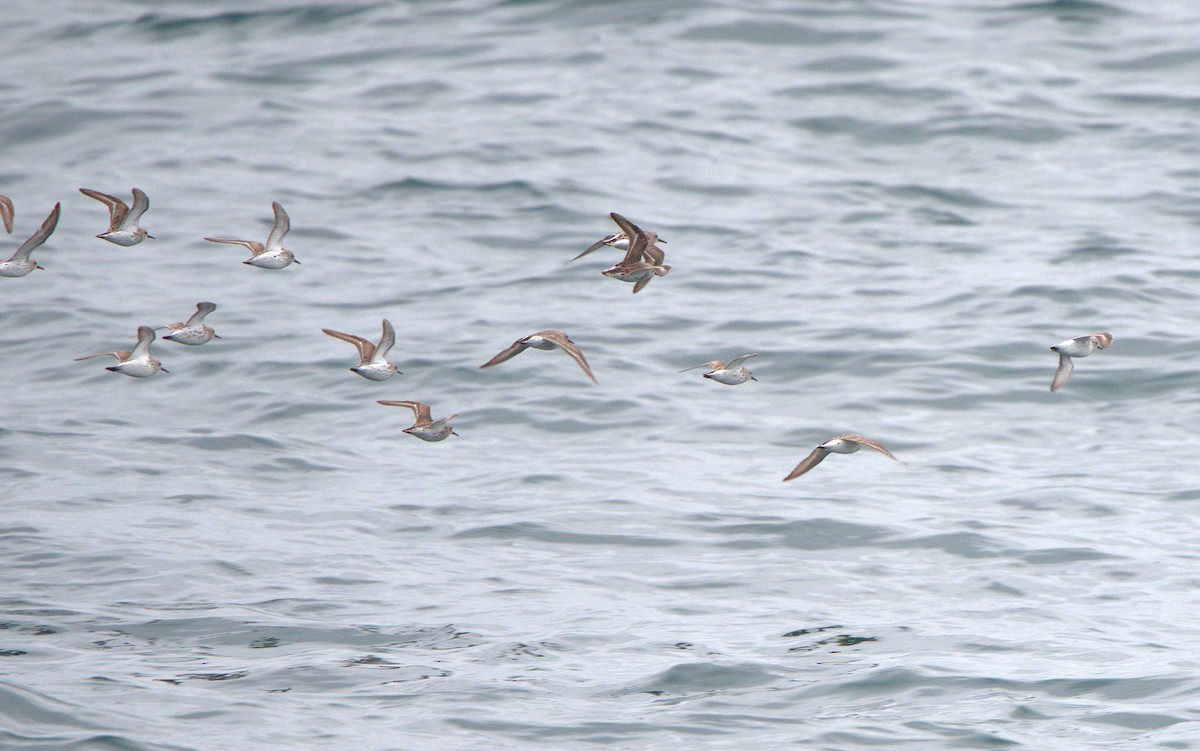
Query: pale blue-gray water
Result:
<box><xmin>3</xmin><ymin>1</ymin><xmax>1200</xmax><ymax>749</ymax></box>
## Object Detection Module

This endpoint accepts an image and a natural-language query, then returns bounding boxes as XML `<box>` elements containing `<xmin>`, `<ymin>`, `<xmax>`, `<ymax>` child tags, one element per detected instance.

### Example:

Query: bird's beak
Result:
<box><xmin>213</xmin><ymin>334</ymin><xmax>222</xmax><ymax>339</ymax></box>
<box><xmin>160</xmin><ymin>368</ymin><xmax>170</xmax><ymax>374</ymax></box>
<box><xmin>751</xmin><ymin>375</ymin><xmax>758</xmax><ymax>381</ymax></box>
<box><xmin>146</xmin><ymin>234</ymin><xmax>156</xmax><ymax>239</ymax></box>
<box><xmin>451</xmin><ymin>430</ymin><xmax>460</xmax><ymax>437</ymax></box>
<box><xmin>293</xmin><ymin>259</ymin><xmax>302</xmax><ymax>264</ymax></box>
<box><xmin>36</xmin><ymin>264</ymin><xmax>44</xmax><ymax>270</ymax></box>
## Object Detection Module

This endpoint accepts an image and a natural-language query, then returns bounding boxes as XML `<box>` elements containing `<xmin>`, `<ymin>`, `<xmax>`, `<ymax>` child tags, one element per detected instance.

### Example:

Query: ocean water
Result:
<box><xmin>3</xmin><ymin>0</ymin><xmax>1200</xmax><ymax>748</ymax></box>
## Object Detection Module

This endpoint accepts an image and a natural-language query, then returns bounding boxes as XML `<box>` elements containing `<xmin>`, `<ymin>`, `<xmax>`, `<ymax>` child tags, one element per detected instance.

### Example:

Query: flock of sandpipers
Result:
<box><xmin>1</xmin><ymin>190</ymin><xmax>1113</xmax><ymax>479</ymax></box>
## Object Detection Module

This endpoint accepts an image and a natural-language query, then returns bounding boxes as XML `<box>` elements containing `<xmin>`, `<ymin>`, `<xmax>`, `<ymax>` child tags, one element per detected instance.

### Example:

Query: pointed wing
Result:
<box><xmin>80</xmin><ymin>188</ymin><xmax>129</xmax><ymax>231</ymax></box>
<box><xmin>377</xmin><ymin>400</ymin><xmax>432</xmax><ymax>425</ymax></box>
<box><xmin>75</xmin><ymin>350</ymin><xmax>130</xmax><ymax>362</ymax></box>
<box><xmin>632</xmin><ymin>273</ymin><xmax>654</xmax><ymax>293</ymax></box>
<box><xmin>267</xmin><ymin>202</ymin><xmax>289</xmax><ymax>250</ymax></box>
<box><xmin>126</xmin><ymin>188</ymin><xmax>150</xmax><ymax>225</ymax></box>
<box><xmin>543</xmin><ymin>331</ymin><xmax>598</xmax><ymax>384</ymax></box>
<box><xmin>1050</xmin><ymin>353</ymin><xmax>1074</xmax><ymax>392</ymax></box>
<box><xmin>783</xmin><ymin>447</ymin><xmax>830</xmax><ymax>481</ymax></box>
<box><xmin>840</xmin><ymin>434</ymin><xmax>899</xmax><ymax>462</ymax></box>
<box><xmin>725</xmin><ymin>353</ymin><xmax>758</xmax><ymax>369</ymax></box>
<box><xmin>11</xmin><ymin>203</ymin><xmax>59</xmax><ymax>261</ymax></box>
<box><xmin>375</xmin><ymin>319</ymin><xmax>395</xmax><ymax>360</ymax></box>
<box><xmin>131</xmin><ymin>326</ymin><xmax>156</xmax><ymax>358</ymax></box>
<box><xmin>323</xmin><ymin>328</ymin><xmax>374</xmax><ymax>362</ymax></box>
<box><xmin>1089</xmin><ymin>332</ymin><xmax>1113</xmax><ymax>349</ymax></box>
<box><xmin>205</xmin><ymin>237</ymin><xmax>266</xmax><ymax>256</ymax></box>
<box><xmin>480</xmin><ymin>338</ymin><xmax>531</xmax><ymax>369</ymax></box>
<box><xmin>611</xmin><ymin>213</ymin><xmax>648</xmax><ymax>265</ymax></box>
<box><xmin>642</xmin><ymin>238</ymin><xmax>665</xmax><ymax>265</ymax></box>
<box><xmin>572</xmin><ymin>236</ymin><xmax>614</xmax><ymax>262</ymax></box>
<box><xmin>679</xmin><ymin>360</ymin><xmax>723</xmax><ymax>373</ymax></box>
<box><xmin>185</xmin><ymin>302</ymin><xmax>217</xmax><ymax>327</ymax></box>
<box><xmin>0</xmin><ymin>195</ymin><xmax>12</xmax><ymax>233</ymax></box>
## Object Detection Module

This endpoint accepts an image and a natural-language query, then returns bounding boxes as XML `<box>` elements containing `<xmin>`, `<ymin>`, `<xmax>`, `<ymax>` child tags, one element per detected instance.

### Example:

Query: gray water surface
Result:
<box><xmin>3</xmin><ymin>1</ymin><xmax>1200</xmax><ymax>749</ymax></box>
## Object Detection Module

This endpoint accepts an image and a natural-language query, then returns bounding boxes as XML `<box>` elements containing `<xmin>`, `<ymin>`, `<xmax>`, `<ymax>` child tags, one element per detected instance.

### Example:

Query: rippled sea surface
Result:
<box><xmin>4</xmin><ymin>1</ymin><xmax>1200</xmax><ymax>749</ymax></box>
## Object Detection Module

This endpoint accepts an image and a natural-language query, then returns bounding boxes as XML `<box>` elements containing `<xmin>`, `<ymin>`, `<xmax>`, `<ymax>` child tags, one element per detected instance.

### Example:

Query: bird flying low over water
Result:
<box><xmin>158</xmin><ymin>302</ymin><xmax>220</xmax><ymax>346</ymax></box>
<box><xmin>75</xmin><ymin>325</ymin><xmax>167</xmax><ymax>378</ymax></box>
<box><xmin>1049</xmin><ymin>332</ymin><xmax>1112</xmax><ymax>392</ymax></box>
<box><xmin>783</xmin><ymin>434</ymin><xmax>898</xmax><ymax>481</ymax></box>
<box><xmin>205</xmin><ymin>202</ymin><xmax>298</xmax><ymax>269</ymax></box>
<box><xmin>480</xmin><ymin>330</ymin><xmax>597</xmax><ymax>384</ymax></box>
<box><xmin>323</xmin><ymin>319</ymin><xmax>399</xmax><ymax>381</ymax></box>
<box><xmin>377</xmin><ymin>400</ymin><xmax>459</xmax><ymax>442</ymax></box>
<box><xmin>600</xmin><ymin>213</ymin><xmax>670</xmax><ymax>294</ymax></box>
<box><xmin>680</xmin><ymin>353</ymin><xmax>758</xmax><ymax>385</ymax></box>
<box><xmin>80</xmin><ymin>187</ymin><xmax>153</xmax><ymax>246</ymax></box>
<box><xmin>0</xmin><ymin>203</ymin><xmax>59</xmax><ymax>278</ymax></box>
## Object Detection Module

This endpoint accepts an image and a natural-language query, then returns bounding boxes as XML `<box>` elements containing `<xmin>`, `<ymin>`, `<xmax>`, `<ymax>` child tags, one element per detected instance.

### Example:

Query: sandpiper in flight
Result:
<box><xmin>322</xmin><ymin>319</ymin><xmax>399</xmax><ymax>381</ymax></box>
<box><xmin>0</xmin><ymin>203</ymin><xmax>59</xmax><ymax>278</ymax></box>
<box><xmin>75</xmin><ymin>325</ymin><xmax>167</xmax><ymax>378</ymax></box>
<box><xmin>480</xmin><ymin>330</ymin><xmax>598</xmax><ymax>384</ymax></box>
<box><xmin>680</xmin><ymin>353</ymin><xmax>758</xmax><ymax>385</ymax></box>
<box><xmin>601</xmin><ymin>213</ymin><xmax>670</xmax><ymax>294</ymax></box>
<box><xmin>1049</xmin><ymin>332</ymin><xmax>1112</xmax><ymax>392</ymax></box>
<box><xmin>205</xmin><ymin>202</ymin><xmax>298</xmax><ymax>268</ymax></box>
<box><xmin>79</xmin><ymin>188</ymin><xmax>153</xmax><ymax>246</ymax></box>
<box><xmin>377</xmin><ymin>400</ymin><xmax>459</xmax><ymax>442</ymax></box>
<box><xmin>783</xmin><ymin>434</ymin><xmax>899</xmax><ymax>481</ymax></box>
<box><xmin>158</xmin><ymin>302</ymin><xmax>220</xmax><ymax>345</ymax></box>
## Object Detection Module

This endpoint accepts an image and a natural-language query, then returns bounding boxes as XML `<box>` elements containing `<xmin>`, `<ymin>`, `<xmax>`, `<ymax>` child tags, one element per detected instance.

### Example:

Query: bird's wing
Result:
<box><xmin>377</xmin><ymin>400</ymin><xmax>431</xmax><ymax>424</ymax></box>
<box><xmin>80</xmin><ymin>188</ymin><xmax>129</xmax><ymax>231</ymax></box>
<box><xmin>844</xmin><ymin>435</ymin><xmax>899</xmax><ymax>462</ymax></box>
<box><xmin>783</xmin><ymin>448</ymin><xmax>830</xmax><ymax>481</ymax></box>
<box><xmin>131</xmin><ymin>326</ymin><xmax>156</xmax><ymax>358</ymax></box>
<box><xmin>126</xmin><ymin>188</ymin><xmax>150</xmax><ymax>225</ymax></box>
<box><xmin>1089</xmin><ymin>332</ymin><xmax>1113</xmax><ymax>349</ymax></box>
<box><xmin>725</xmin><ymin>353</ymin><xmax>758</xmax><ymax>369</ymax></box>
<box><xmin>375</xmin><ymin>319</ymin><xmax>395</xmax><ymax>360</ymax></box>
<box><xmin>185</xmin><ymin>302</ymin><xmax>217</xmax><ymax>327</ymax></box>
<box><xmin>1050</xmin><ymin>353</ymin><xmax>1074</xmax><ymax>392</ymax></box>
<box><xmin>323</xmin><ymin>329</ymin><xmax>374</xmax><ymax>361</ymax></box>
<box><xmin>480</xmin><ymin>338</ymin><xmax>531</xmax><ymax>368</ymax></box>
<box><xmin>266</xmin><ymin>202</ymin><xmax>289</xmax><ymax>251</ymax></box>
<box><xmin>572</xmin><ymin>236</ymin><xmax>613</xmax><ymax>261</ymax></box>
<box><xmin>10</xmin><ymin>203</ymin><xmax>59</xmax><ymax>261</ymax></box>
<box><xmin>0</xmin><ymin>195</ymin><xmax>12</xmax><ymax>233</ymax></box>
<box><xmin>205</xmin><ymin>238</ymin><xmax>265</xmax><ymax>256</ymax></box>
<box><xmin>543</xmin><ymin>331</ymin><xmax>597</xmax><ymax>384</ymax></box>
<box><xmin>75</xmin><ymin>350</ymin><xmax>130</xmax><ymax>362</ymax></box>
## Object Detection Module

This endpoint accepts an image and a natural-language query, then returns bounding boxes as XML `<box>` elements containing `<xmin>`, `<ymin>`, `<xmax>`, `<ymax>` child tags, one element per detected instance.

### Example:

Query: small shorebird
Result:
<box><xmin>205</xmin><ymin>202</ymin><xmax>298</xmax><ymax>268</ymax></box>
<box><xmin>574</xmin><ymin>212</ymin><xmax>666</xmax><ymax>261</ymax></box>
<box><xmin>1049</xmin><ymin>332</ymin><xmax>1112</xmax><ymax>392</ymax></box>
<box><xmin>377</xmin><ymin>400</ymin><xmax>459</xmax><ymax>441</ymax></box>
<box><xmin>0</xmin><ymin>195</ymin><xmax>12</xmax><ymax>233</ymax></box>
<box><xmin>0</xmin><ymin>203</ymin><xmax>59</xmax><ymax>278</ymax></box>
<box><xmin>783</xmin><ymin>434</ymin><xmax>898</xmax><ymax>481</ymax></box>
<box><xmin>601</xmin><ymin>213</ymin><xmax>670</xmax><ymax>294</ymax></box>
<box><xmin>680</xmin><ymin>353</ymin><xmax>758</xmax><ymax>385</ymax></box>
<box><xmin>79</xmin><ymin>188</ymin><xmax>153</xmax><ymax>246</ymax></box>
<box><xmin>480</xmin><ymin>330</ymin><xmax>597</xmax><ymax>384</ymax></box>
<box><xmin>322</xmin><ymin>319</ymin><xmax>399</xmax><ymax>381</ymax></box>
<box><xmin>75</xmin><ymin>325</ymin><xmax>167</xmax><ymax>377</ymax></box>
<box><xmin>158</xmin><ymin>302</ymin><xmax>220</xmax><ymax>345</ymax></box>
